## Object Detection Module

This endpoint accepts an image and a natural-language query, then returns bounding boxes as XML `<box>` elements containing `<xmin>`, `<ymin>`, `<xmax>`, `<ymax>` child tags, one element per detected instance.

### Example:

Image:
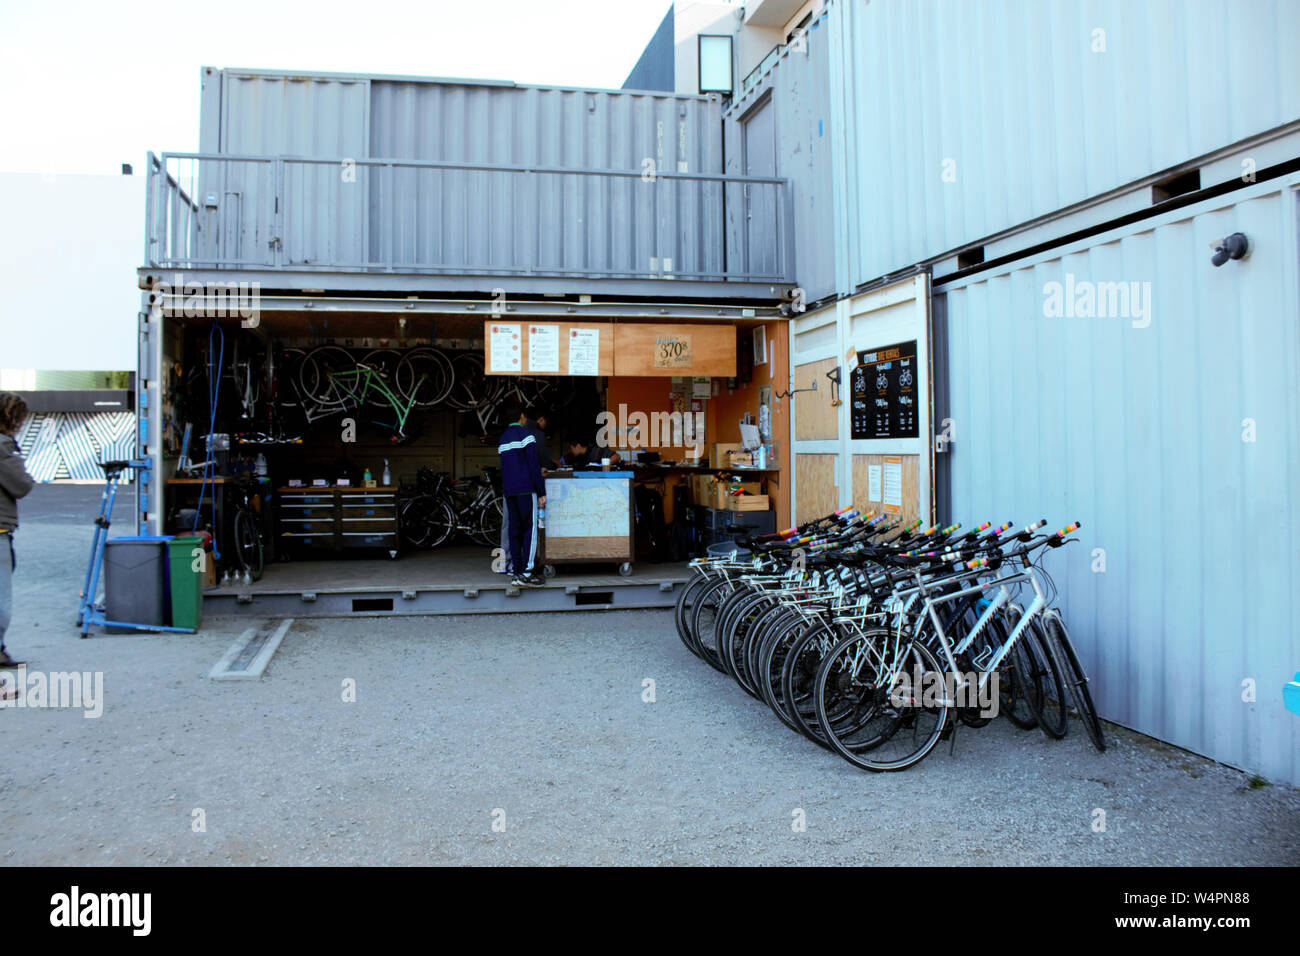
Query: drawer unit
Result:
<box><xmin>276</xmin><ymin>487</ymin><xmax>400</xmax><ymax>556</ymax></box>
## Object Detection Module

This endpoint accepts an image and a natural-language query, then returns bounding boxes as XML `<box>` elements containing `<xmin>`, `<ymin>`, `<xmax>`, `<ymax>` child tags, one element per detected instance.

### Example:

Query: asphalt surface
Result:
<box><xmin>1</xmin><ymin>484</ymin><xmax>1297</xmax><ymax>865</ymax></box>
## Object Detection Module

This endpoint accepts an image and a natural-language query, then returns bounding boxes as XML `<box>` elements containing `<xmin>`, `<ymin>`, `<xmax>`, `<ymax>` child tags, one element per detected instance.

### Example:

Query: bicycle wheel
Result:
<box><xmin>1015</xmin><ymin>612</ymin><xmax>1068</xmax><ymax>739</ymax></box>
<box><xmin>1041</xmin><ymin>613</ymin><xmax>1107</xmax><ymax>752</ymax></box>
<box><xmin>232</xmin><ymin>509</ymin><xmax>264</xmax><ymax>582</ymax></box>
<box><xmin>997</xmin><ymin>618</ymin><xmax>1043</xmax><ymax>730</ymax></box>
<box><xmin>814</xmin><ymin>631</ymin><xmax>950</xmax><ymax>772</ymax></box>
<box><xmin>298</xmin><ymin>345</ymin><xmax>358</xmax><ymax>407</ymax></box>
<box><xmin>360</xmin><ymin>349</ymin><xmax>402</xmax><ymax>409</ymax></box>
<box><xmin>443</xmin><ymin>353</ymin><xmax>500</xmax><ymax>411</ymax></box>
<box><xmin>688</xmin><ymin>577</ymin><xmax>733</xmax><ymax>673</ymax></box>
<box><xmin>674</xmin><ymin>572</ymin><xmax>712</xmax><ymax>658</ymax></box>
<box><xmin>396</xmin><ymin>347</ymin><xmax>454</xmax><ymax>408</ymax></box>
<box><xmin>472</xmin><ymin>491</ymin><xmax>504</xmax><ymax>548</ymax></box>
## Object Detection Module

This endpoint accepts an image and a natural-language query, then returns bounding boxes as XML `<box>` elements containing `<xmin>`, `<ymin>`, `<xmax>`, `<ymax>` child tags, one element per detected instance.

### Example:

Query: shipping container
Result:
<box><xmin>936</xmin><ymin>173</ymin><xmax>1300</xmax><ymax>785</ymax></box>
<box><xmin>723</xmin><ymin>10</ymin><xmax>837</xmax><ymax>303</ymax></box>
<box><xmin>829</xmin><ymin>0</ymin><xmax>1300</xmax><ymax>287</ymax></box>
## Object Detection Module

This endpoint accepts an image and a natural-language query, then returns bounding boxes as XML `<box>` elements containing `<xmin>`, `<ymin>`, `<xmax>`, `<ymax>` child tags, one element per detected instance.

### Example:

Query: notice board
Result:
<box><xmin>850</xmin><ymin>340</ymin><xmax>919</xmax><ymax>440</ymax></box>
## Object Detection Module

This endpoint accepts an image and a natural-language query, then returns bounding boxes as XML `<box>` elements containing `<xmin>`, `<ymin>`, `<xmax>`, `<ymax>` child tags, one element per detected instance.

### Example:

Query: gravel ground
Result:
<box><xmin>1</xmin><ymin>484</ymin><xmax>1297</xmax><ymax>866</ymax></box>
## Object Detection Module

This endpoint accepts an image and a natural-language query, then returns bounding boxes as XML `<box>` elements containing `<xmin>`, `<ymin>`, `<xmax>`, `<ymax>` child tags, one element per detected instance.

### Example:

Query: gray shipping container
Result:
<box><xmin>188</xmin><ymin>67</ymin><xmax>739</xmax><ymax>282</ymax></box>
<box><xmin>938</xmin><ymin>175</ymin><xmax>1300</xmax><ymax>786</ymax></box>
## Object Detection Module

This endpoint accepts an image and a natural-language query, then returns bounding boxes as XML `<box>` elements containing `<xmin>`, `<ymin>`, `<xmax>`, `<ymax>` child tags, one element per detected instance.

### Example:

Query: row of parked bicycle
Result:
<box><xmin>674</xmin><ymin>508</ymin><xmax>1104</xmax><ymax>771</ymax></box>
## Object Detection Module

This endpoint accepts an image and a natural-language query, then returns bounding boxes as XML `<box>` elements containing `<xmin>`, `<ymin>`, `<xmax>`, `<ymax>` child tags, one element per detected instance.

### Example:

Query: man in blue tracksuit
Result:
<box><xmin>497</xmin><ymin>403</ymin><xmax>546</xmax><ymax>587</ymax></box>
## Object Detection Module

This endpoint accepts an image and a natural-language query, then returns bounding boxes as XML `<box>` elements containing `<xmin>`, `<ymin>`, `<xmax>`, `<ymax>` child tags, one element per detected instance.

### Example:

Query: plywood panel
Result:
<box><xmin>852</xmin><ymin>453</ymin><xmax>921</xmax><ymax>524</ymax></box>
<box><xmin>613</xmin><ymin>323</ymin><xmax>736</xmax><ymax>377</ymax></box>
<box><xmin>483</xmin><ymin>320</ymin><xmax>613</xmax><ymax>376</ymax></box>
<box><xmin>795</xmin><ymin>453</ymin><xmax>838</xmax><ymax>521</ymax></box>
<box><xmin>793</xmin><ymin>357</ymin><xmax>839</xmax><ymax>440</ymax></box>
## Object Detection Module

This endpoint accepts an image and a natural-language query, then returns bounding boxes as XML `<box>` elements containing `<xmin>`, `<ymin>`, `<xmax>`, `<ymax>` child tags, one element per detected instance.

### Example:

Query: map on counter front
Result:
<box><xmin>544</xmin><ymin>478</ymin><xmax>630</xmax><ymax>538</ymax></box>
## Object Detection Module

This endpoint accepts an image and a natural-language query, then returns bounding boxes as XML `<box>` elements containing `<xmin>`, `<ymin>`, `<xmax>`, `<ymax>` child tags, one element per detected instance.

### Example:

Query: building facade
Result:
<box><xmin>629</xmin><ymin>0</ymin><xmax>1300</xmax><ymax>783</ymax></box>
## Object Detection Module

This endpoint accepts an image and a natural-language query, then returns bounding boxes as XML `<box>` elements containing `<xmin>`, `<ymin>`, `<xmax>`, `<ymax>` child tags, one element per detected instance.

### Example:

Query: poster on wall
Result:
<box><xmin>568</xmin><ymin>328</ymin><xmax>600</xmax><ymax>376</ymax></box>
<box><xmin>489</xmin><ymin>323</ymin><xmax>522</xmax><ymax>373</ymax></box>
<box><xmin>850</xmin><ymin>340</ymin><xmax>919</xmax><ymax>440</ymax></box>
<box><xmin>528</xmin><ymin>324</ymin><xmax>559</xmax><ymax>373</ymax></box>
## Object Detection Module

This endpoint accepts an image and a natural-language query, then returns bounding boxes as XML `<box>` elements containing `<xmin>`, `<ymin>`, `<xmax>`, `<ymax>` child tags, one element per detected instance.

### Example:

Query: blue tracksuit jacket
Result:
<box><xmin>497</xmin><ymin>423</ymin><xmax>546</xmax><ymax>497</ymax></box>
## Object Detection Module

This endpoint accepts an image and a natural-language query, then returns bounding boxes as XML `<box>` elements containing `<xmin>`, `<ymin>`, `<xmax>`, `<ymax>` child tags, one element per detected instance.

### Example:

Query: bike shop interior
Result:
<box><xmin>154</xmin><ymin>302</ymin><xmax>795</xmax><ymax>618</ymax></box>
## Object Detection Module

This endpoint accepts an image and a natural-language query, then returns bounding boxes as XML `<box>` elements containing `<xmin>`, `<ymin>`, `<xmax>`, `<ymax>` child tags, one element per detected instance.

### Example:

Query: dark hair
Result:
<box><xmin>0</xmin><ymin>392</ymin><xmax>28</xmax><ymax>435</ymax></box>
<box><xmin>501</xmin><ymin>401</ymin><xmax>526</xmax><ymax>425</ymax></box>
<box><xmin>527</xmin><ymin>406</ymin><xmax>549</xmax><ymax>423</ymax></box>
<box><xmin>565</xmin><ymin>435</ymin><xmax>590</xmax><ymax>449</ymax></box>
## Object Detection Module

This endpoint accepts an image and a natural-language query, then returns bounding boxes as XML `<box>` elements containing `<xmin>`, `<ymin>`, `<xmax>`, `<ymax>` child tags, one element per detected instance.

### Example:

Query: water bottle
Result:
<box><xmin>537</xmin><ymin>506</ymin><xmax>546</xmax><ymax>530</ymax></box>
<box><xmin>382</xmin><ymin>459</ymin><xmax>391</xmax><ymax>486</ymax></box>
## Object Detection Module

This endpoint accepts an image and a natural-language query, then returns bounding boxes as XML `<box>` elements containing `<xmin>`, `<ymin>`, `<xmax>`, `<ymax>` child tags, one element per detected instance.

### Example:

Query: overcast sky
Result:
<box><xmin>0</xmin><ymin>0</ymin><xmax>674</xmax><ymax>175</ymax></box>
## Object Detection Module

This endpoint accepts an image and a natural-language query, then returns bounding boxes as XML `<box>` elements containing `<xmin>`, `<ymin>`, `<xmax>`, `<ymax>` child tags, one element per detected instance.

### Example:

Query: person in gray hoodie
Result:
<box><xmin>0</xmin><ymin>392</ymin><xmax>35</xmax><ymax>668</ymax></box>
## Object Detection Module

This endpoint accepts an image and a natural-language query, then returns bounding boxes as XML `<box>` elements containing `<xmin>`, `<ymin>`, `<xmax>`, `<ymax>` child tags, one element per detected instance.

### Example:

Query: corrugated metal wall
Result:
<box><xmin>367</xmin><ymin>81</ymin><xmax>725</xmax><ymax>277</ymax></box>
<box><xmin>832</xmin><ymin>0</ymin><xmax>1300</xmax><ymax>287</ymax></box>
<box><xmin>940</xmin><ymin>178</ymin><xmax>1300</xmax><ymax>784</ymax></box>
<box><xmin>200</xmin><ymin>69</ymin><xmax>730</xmax><ymax>280</ymax></box>
<box><xmin>724</xmin><ymin>12</ymin><xmax>837</xmax><ymax>302</ymax></box>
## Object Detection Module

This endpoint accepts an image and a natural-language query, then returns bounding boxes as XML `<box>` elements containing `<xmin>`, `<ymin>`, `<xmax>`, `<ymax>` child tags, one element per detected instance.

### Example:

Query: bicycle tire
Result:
<box><xmin>298</xmin><ymin>345</ymin><xmax>358</xmax><ymax>407</ymax></box>
<box><xmin>1019</xmin><ymin>616</ymin><xmax>1069</xmax><ymax>739</ymax></box>
<box><xmin>688</xmin><ymin>577</ymin><xmax>733</xmax><ymax>673</ymax></box>
<box><xmin>674</xmin><ymin>573</ymin><xmax>711</xmax><ymax>658</ymax></box>
<box><xmin>1041</xmin><ymin>613</ymin><xmax>1107</xmax><ymax>752</ymax></box>
<box><xmin>814</xmin><ymin>631</ymin><xmax>950</xmax><ymax>773</ymax></box>
<box><xmin>396</xmin><ymin>347</ymin><xmax>454</xmax><ymax>408</ymax></box>
<box><xmin>232</xmin><ymin>509</ymin><xmax>264</xmax><ymax>582</ymax></box>
<box><xmin>360</xmin><ymin>349</ymin><xmax>402</xmax><ymax>409</ymax></box>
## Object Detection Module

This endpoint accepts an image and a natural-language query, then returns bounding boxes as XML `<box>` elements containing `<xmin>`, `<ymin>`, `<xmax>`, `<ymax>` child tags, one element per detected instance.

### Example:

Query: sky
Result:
<box><xmin>0</xmin><ymin>0</ymin><xmax>675</xmax><ymax>175</ymax></box>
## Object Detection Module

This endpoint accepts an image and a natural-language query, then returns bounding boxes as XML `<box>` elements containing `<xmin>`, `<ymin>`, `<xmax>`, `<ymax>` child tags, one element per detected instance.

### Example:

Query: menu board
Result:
<box><xmin>528</xmin><ymin>324</ymin><xmax>559</xmax><ymax>373</ymax></box>
<box><xmin>850</xmin><ymin>340</ymin><xmax>919</xmax><ymax>439</ymax></box>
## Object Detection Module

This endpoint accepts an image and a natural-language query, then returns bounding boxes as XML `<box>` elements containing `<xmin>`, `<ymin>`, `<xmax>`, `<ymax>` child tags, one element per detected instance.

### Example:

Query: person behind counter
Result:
<box><xmin>557</xmin><ymin>435</ymin><xmax>621</xmax><ymax>469</ymax></box>
<box><xmin>525</xmin><ymin>406</ymin><xmax>555</xmax><ymax>470</ymax></box>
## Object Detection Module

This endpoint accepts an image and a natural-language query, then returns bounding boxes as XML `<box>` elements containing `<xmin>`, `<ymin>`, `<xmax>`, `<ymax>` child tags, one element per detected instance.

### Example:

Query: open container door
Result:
<box><xmin>842</xmin><ymin>272</ymin><xmax>935</xmax><ymax>526</ymax></box>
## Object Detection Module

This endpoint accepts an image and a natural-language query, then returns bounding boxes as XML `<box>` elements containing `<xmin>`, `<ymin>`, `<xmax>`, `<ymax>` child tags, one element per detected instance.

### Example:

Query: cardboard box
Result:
<box><xmin>712</xmin><ymin>443</ymin><xmax>741</xmax><ymax>468</ymax></box>
<box><xmin>725</xmin><ymin>493</ymin><xmax>770</xmax><ymax>512</ymax></box>
<box><xmin>729</xmin><ymin>450</ymin><xmax>754</xmax><ymax>467</ymax></box>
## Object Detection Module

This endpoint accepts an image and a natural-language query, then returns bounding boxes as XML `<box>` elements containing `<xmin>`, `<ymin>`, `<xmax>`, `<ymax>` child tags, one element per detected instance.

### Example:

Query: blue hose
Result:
<box><xmin>194</xmin><ymin>322</ymin><xmax>223</xmax><ymax>562</ymax></box>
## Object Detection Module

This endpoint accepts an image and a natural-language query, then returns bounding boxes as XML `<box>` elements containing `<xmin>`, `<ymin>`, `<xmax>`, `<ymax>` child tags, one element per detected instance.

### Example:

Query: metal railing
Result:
<box><xmin>144</xmin><ymin>151</ymin><xmax>793</xmax><ymax>285</ymax></box>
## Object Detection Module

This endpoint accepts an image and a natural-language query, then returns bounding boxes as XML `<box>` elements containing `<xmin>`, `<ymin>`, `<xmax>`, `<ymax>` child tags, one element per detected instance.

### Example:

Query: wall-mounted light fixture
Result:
<box><xmin>1210</xmin><ymin>232</ymin><xmax>1250</xmax><ymax>267</ymax></box>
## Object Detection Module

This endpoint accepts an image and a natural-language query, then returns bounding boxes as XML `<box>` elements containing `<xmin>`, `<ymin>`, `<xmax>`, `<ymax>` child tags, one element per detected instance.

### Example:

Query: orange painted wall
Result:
<box><xmin>601</xmin><ymin>320</ymin><xmax>791</xmax><ymax>529</ymax></box>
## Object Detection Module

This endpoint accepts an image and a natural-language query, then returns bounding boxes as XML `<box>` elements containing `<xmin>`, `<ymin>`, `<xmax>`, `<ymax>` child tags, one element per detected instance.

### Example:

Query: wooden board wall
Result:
<box><xmin>793</xmin><ymin>357</ymin><xmax>840</xmax><ymax>440</ymax></box>
<box><xmin>613</xmin><ymin>323</ymin><xmax>736</xmax><ymax>377</ymax></box>
<box><xmin>795</xmin><ymin>453</ymin><xmax>838</xmax><ymax>521</ymax></box>
<box><xmin>483</xmin><ymin>321</ymin><xmax>614</xmax><ymax>376</ymax></box>
<box><xmin>852</xmin><ymin>454</ymin><xmax>921</xmax><ymax>524</ymax></box>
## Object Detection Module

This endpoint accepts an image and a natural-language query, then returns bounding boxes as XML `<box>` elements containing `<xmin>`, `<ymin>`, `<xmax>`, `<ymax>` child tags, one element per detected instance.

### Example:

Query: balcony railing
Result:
<box><xmin>144</xmin><ymin>151</ymin><xmax>793</xmax><ymax>287</ymax></box>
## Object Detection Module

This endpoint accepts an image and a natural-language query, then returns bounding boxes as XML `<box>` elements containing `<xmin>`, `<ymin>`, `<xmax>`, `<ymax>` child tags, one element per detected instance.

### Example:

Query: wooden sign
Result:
<box><xmin>653</xmin><ymin>334</ymin><xmax>693</xmax><ymax>369</ymax></box>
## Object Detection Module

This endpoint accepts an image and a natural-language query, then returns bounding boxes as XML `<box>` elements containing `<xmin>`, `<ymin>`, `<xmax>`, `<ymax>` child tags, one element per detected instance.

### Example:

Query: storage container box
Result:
<box><xmin>725</xmin><ymin>494</ymin><xmax>770</xmax><ymax>512</ymax></box>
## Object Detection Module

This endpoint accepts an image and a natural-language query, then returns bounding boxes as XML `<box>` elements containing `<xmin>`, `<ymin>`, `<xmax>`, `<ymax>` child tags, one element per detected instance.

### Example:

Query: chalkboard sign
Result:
<box><xmin>850</xmin><ymin>340</ymin><xmax>919</xmax><ymax>439</ymax></box>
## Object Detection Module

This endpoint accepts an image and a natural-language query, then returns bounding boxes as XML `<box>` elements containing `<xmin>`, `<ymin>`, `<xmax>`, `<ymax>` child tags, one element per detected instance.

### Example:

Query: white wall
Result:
<box><xmin>0</xmin><ymin>172</ymin><xmax>143</xmax><ymax>371</ymax></box>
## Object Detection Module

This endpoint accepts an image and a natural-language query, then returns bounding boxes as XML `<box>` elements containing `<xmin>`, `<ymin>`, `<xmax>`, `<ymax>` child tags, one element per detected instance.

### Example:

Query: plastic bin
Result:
<box><xmin>706</xmin><ymin>542</ymin><xmax>752</xmax><ymax>560</ymax></box>
<box><xmin>167</xmin><ymin>535</ymin><xmax>205</xmax><ymax>631</ymax></box>
<box><xmin>103</xmin><ymin>536</ymin><xmax>170</xmax><ymax>632</ymax></box>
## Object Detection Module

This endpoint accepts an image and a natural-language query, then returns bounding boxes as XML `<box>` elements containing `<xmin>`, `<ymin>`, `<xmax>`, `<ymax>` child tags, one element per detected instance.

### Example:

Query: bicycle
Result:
<box><xmin>399</xmin><ymin>466</ymin><xmax>504</xmax><ymax>550</ymax></box>
<box><xmin>673</xmin><ymin>510</ymin><xmax>1104</xmax><ymax>772</ymax></box>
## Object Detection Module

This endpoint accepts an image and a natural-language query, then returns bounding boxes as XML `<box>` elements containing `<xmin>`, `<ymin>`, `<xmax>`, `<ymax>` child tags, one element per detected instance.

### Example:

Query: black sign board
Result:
<box><xmin>850</xmin><ymin>340</ymin><xmax>919</xmax><ymax>439</ymax></box>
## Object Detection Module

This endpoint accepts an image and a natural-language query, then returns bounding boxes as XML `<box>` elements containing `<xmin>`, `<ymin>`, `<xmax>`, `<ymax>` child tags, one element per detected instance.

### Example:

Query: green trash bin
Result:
<box><xmin>167</xmin><ymin>535</ymin><xmax>205</xmax><ymax>631</ymax></box>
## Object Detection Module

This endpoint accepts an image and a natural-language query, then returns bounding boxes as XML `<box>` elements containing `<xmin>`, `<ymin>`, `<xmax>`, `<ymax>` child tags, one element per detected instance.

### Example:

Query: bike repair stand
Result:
<box><xmin>77</xmin><ymin>459</ymin><xmax>197</xmax><ymax>637</ymax></box>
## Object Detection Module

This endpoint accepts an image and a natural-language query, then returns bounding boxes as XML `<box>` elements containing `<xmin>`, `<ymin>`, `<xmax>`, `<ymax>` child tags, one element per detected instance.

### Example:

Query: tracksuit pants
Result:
<box><xmin>503</xmin><ymin>493</ymin><xmax>538</xmax><ymax>575</ymax></box>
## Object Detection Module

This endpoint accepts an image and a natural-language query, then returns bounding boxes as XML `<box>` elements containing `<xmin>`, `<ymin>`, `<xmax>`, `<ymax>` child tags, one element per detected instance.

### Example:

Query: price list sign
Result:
<box><xmin>850</xmin><ymin>340</ymin><xmax>919</xmax><ymax>439</ymax></box>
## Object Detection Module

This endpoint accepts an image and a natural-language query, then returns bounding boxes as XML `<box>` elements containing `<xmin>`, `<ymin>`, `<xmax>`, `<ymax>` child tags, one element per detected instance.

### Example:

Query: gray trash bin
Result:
<box><xmin>104</xmin><ymin>536</ymin><xmax>171</xmax><ymax>632</ymax></box>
